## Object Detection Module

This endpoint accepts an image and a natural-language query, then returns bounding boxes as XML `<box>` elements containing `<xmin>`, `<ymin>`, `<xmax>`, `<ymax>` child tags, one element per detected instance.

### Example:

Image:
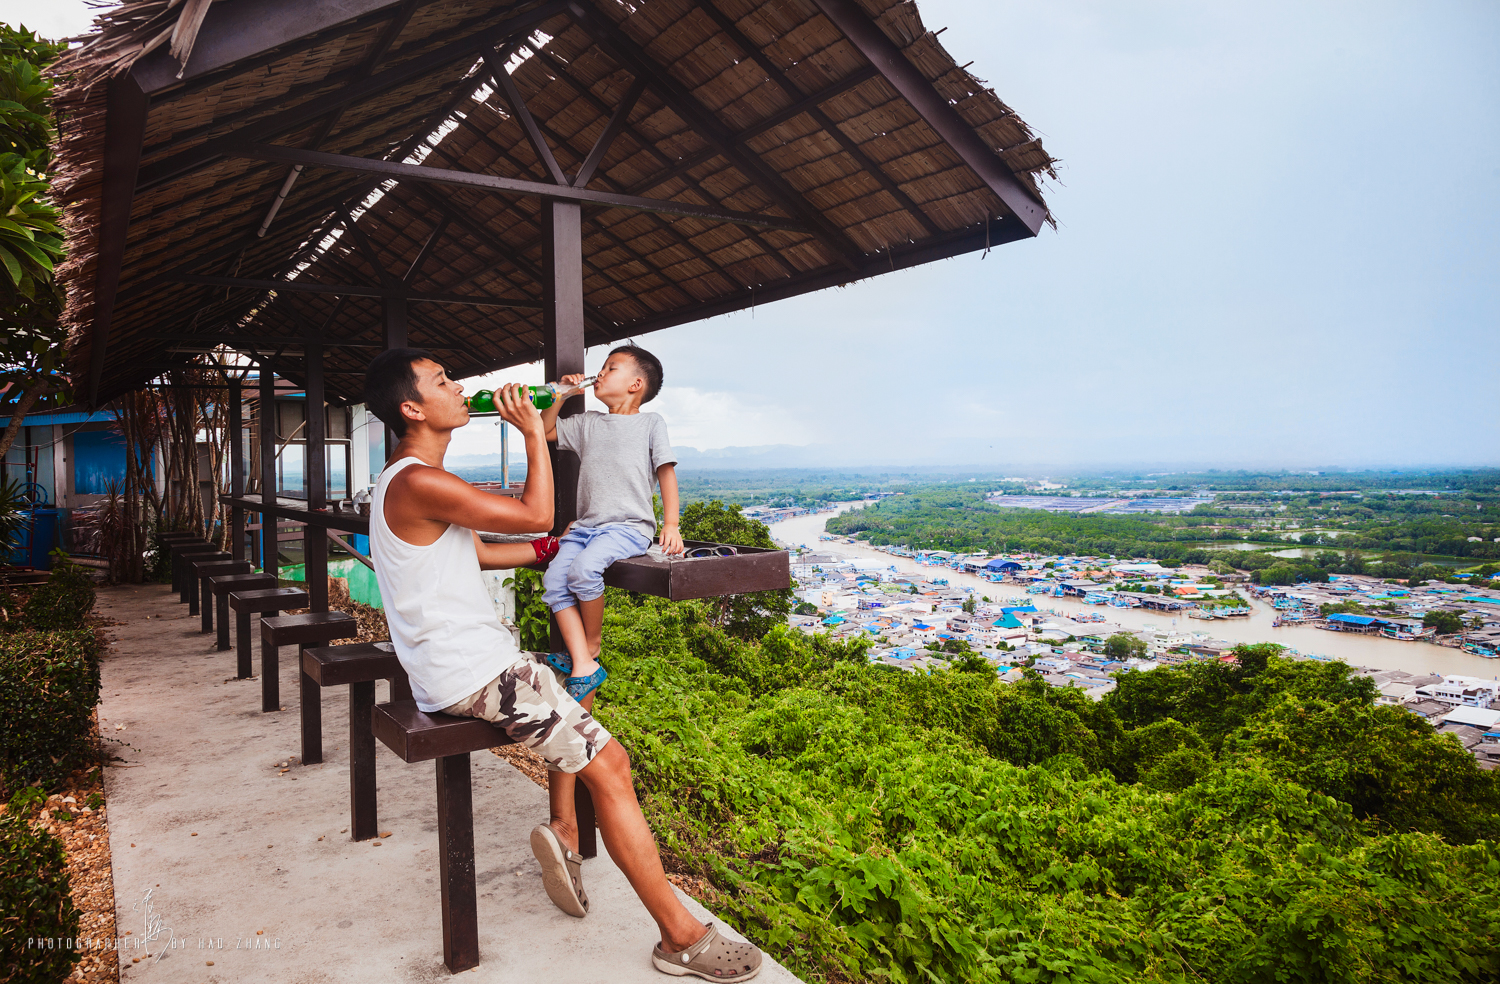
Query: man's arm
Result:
<box><xmin>472</xmin><ymin>535</ymin><xmax>542</xmax><ymax>571</ymax></box>
<box><xmin>540</xmin><ymin>373</ymin><xmax>587</xmax><ymax>442</ymax></box>
<box><xmin>657</xmin><ymin>462</ymin><xmax>683</xmax><ymax>555</ymax></box>
<box><xmin>386</xmin><ymin>383</ymin><xmax>555</xmax><ymax>542</ymax></box>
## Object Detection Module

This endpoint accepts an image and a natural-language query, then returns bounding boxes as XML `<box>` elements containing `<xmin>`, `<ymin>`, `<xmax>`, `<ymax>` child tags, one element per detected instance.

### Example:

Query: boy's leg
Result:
<box><xmin>563</xmin><ymin>526</ymin><xmax>652</xmax><ymax>678</ymax></box>
<box><xmin>545</xmin><ymin>529</ymin><xmax>595</xmax><ymax>665</ymax></box>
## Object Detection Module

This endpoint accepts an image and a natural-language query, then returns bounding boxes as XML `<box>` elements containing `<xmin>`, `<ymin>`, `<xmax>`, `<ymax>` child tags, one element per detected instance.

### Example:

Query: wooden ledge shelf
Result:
<box><xmin>225</xmin><ymin>495</ymin><xmax>789</xmax><ymax>601</ymax></box>
<box><xmin>601</xmin><ymin>540</ymin><xmax>789</xmax><ymax>601</ymax></box>
<box><xmin>481</xmin><ymin>537</ymin><xmax>791</xmax><ymax>601</ymax></box>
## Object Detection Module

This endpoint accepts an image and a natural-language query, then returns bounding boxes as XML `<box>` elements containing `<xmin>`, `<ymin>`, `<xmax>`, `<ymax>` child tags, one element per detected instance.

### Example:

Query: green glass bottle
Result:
<box><xmin>465</xmin><ymin>389</ymin><xmax>495</xmax><ymax>413</ymax></box>
<box><xmin>528</xmin><ymin>376</ymin><xmax>596</xmax><ymax>409</ymax></box>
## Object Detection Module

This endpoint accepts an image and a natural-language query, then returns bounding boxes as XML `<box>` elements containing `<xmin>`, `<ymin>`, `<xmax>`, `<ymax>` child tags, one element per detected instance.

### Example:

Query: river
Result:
<box><xmin>767</xmin><ymin>503</ymin><xmax>1494</xmax><ymax>679</ymax></box>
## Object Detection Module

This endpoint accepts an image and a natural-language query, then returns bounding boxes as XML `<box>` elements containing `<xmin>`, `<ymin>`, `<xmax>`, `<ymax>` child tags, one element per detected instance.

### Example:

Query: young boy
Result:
<box><xmin>540</xmin><ymin>345</ymin><xmax>683</xmax><ymax>698</ymax></box>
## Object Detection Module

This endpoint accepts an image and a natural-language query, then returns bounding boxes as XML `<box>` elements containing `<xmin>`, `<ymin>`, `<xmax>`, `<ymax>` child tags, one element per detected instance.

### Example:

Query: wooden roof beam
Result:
<box><xmin>617</xmin><ymin>65</ymin><xmax>880</xmax><ymax>200</ymax></box>
<box><xmin>573</xmin><ymin>75</ymin><xmax>646</xmax><ymax>188</ymax></box>
<box><xmin>563</xmin><ymin>0</ymin><xmax>863</xmax><ymax>271</ymax></box>
<box><xmin>448</xmin><ymin>89</ymin><xmax>748</xmax><ymax>305</ymax></box>
<box><xmin>134</xmin><ymin>0</ymin><xmax>571</xmax><ymax>193</ymax></box>
<box><xmin>809</xmin><ymin>0</ymin><xmax>1048</xmax><ymax>235</ymax></box>
<box><xmin>522</xmin><ymin>47</ymin><xmax>798</xmax><ymax>281</ymax></box>
<box><xmin>231</xmin><ymin>144</ymin><xmax>809</xmax><ymax>231</ymax></box>
<box><xmin>87</xmin><ymin>75</ymin><xmax>150</xmax><ymax>408</ymax></box>
<box><xmin>169</xmin><ymin>273</ymin><xmax>544</xmax><ymax>309</ymax></box>
<box><xmin>404</xmin><ymin>216</ymin><xmax>450</xmax><ymax>284</ymax></box>
<box><xmin>695</xmin><ymin>0</ymin><xmax>942</xmax><ymax>239</ymax></box>
<box><xmin>484</xmin><ymin>47</ymin><xmax>569</xmax><ymax>186</ymax></box>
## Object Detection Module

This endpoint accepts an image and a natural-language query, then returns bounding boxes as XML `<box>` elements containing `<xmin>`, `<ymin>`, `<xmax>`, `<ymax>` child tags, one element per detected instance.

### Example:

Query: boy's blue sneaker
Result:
<box><xmin>541</xmin><ymin>652</ymin><xmax>608</xmax><ymax>701</ymax></box>
<box><xmin>564</xmin><ymin>665</ymin><xmax>607</xmax><ymax>701</ymax></box>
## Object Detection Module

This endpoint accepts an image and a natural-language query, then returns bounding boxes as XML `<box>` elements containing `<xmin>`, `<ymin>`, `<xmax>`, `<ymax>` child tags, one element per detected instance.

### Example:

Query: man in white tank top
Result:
<box><xmin>364</xmin><ymin>350</ymin><xmax>762</xmax><ymax>981</ymax></box>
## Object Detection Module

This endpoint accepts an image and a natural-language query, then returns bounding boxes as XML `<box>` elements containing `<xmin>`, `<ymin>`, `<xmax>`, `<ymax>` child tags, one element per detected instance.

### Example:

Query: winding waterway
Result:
<box><xmin>768</xmin><ymin>503</ymin><xmax>1493</xmax><ymax>679</ymax></box>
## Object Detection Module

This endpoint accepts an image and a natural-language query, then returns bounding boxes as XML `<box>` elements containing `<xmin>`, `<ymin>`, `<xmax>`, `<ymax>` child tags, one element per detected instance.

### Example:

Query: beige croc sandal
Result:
<box><xmin>529</xmin><ymin>823</ymin><xmax>589</xmax><ymax>918</ymax></box>
<box><xmin>651</xmin><ymin>922</ymin><xmax>762</xmax><ymax>981</ymax></box>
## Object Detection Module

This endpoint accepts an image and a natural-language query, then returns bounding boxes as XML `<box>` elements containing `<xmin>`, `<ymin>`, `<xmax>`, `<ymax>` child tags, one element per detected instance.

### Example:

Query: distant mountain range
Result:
<box><xmin>448</xmin><ymin>444</ymin><xmax>881</xmax><ymax>472</ymax></box>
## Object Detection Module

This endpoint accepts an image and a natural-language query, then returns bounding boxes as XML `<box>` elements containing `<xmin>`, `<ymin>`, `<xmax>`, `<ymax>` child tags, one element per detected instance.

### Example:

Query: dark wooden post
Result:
<box><xmin>259</xmin><ymin>364</ymin><xmax>279</xmax><ymax>579</ymax></box>
<box><xmin>437</xmin><ymin>753</ymin><xmax>479</xmax><ymax>973</ymax></box>
<box><xmin>541</xmin><ymin>198</ymin><xmax>597</xmax><ymax>858</ymax></box>
<box><xmin>543</xmin><ymin>199</ymin><xmax>585</xmax><ymax>533</ymax></box>
<box><xmin>228</xmin><ymin>377</ymin><xmax>245</xmax><ymax>561</ymax></box>
<box><xmin>383</xmin><ymin>297</ymin><xmax>407</xmax><ymax>461</ymax></box>
<box><xmin>305</xmin><ymin>338</ymin><xmax>329</xmax><ymax>613</ymax></box>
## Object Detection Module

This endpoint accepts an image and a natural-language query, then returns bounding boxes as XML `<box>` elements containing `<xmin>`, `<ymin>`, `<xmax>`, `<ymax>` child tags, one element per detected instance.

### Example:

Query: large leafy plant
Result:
<box><xmin>0</xmin><ymin>25</ymin><xmax>69</xmax><ymax>462</ymax></box>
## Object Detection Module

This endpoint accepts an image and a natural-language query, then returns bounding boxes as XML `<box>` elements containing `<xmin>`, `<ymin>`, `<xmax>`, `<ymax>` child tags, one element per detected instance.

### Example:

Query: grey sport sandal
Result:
<box><xmin>651</xmin><ymin>922</ymin><xmax>763</xmax><ymax>981</ymax></box>
<box><xmin>529</xmin><ymin>822</ymin><xmax>589</xmax><ymax>917</ymax></box>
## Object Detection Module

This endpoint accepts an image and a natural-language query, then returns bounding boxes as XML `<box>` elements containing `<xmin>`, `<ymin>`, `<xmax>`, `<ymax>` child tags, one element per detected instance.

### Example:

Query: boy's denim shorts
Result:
<box><xmin>541</xmin><ymin>524</ymin><xmax>653</xmax><ymax>612</ymax></box>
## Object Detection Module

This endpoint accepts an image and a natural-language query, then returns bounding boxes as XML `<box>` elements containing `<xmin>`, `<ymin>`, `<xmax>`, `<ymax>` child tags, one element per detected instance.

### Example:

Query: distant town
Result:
<box><xmin>763</xmin><ymin>524</ymin><xmax>1500</xmax><ymax>771</ymax></box>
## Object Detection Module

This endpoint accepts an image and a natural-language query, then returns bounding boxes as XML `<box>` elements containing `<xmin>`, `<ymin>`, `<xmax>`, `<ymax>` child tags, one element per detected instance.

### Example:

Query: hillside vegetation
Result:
<box><xmin>591</xmin><ymin>593</ymin><xmax>1500</xmax><ymax>983</ymax></box>
<box><xmin>825</xmin><ymin>485</ymin><xmax>1500</xmax><ymax>564</ymax></box>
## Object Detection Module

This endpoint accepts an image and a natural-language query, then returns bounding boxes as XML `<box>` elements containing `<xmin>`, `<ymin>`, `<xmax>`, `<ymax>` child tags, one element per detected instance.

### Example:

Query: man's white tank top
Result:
<box><xmin>369</xmin><ymin>457</ymin><xmax>523</xmax><ymax>711</ymax></box>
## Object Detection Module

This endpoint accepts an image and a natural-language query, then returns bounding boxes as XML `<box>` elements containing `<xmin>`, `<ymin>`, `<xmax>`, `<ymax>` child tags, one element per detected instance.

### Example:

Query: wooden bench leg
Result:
<box><xmin>199</xmin><ymin>577</ymin><xmax>214</xmax><ymax>632</ymax></box>
<box><xmin>175</xmin><ymin>555</ymin><xmax>190</xmax><ymax>602</ymax></box>
<box><xmin>300</xmin><ymin>650</ymin><xmax>322</xmax><ymax>765</ymax></box>
<box><xmin>216</xmin><ymin>595</ymin><xmax>231</xmax><ymax>651</ymax></box>
<box><xmin>235</xmin><ymin>611</ymin><xmax>253</xmax><ymax>679</ymax></box>
<box><xmin>349</xmin><ymin>681</ymin><xmax>377</xmax><ymax>842</ymax></box>
<box><xmin>437</xmin><ymin>753</ymin><xmax>479</xmax><ymax>973</ymax></box>
<box><xmin>390</xmin><ymin>669</ymin><xmax>413</xmax><ymax>703</ymax></box>
<box><xmin>575</xmin><ymin>782</ymin><xmax>597</xmax><ymax>860</ymax></box>
<box><xmin>183</xmin><ymin>563</ymin><xmax>197</xmax><ymax>608</ymax></box>
<box><xmin>261</xmin><ymin>620</ymin><xmax>280</xmax><ymax>713</ymax></box>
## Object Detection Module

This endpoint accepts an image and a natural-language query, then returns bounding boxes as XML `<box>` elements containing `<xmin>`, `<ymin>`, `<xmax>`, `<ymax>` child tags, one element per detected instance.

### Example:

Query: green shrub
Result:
<box><xmin>0</xmin><ymin>804</ymin><xmax>80</xmax><ymax>983</ymax></box>
<box><xmin>590</xmin><ymin>595</ymin><xmax>1500</xmax><ymax>983</ymax></box>
<box><xmin>0</xmin><ymin>630</ymin><xmax>102</xmax><ymax>797</ymax></box>
<box><xmin>505</xmin><ymin>568</ymin><xmax>551</xmax><ymax>651</ymax></box>
<box><xmin>146</xmin><ymin>532</ymin><xmax>176</xmax><ymax>583</ymax></box>
<box><xmin>20</xmin><ymin>558</ymin><xmax>95</xmax><ymax>631</ymax></box>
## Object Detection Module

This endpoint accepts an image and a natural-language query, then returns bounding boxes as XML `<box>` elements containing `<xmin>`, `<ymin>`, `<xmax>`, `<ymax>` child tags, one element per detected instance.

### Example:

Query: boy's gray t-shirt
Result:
<box><xmin>555</xmin><ymin>411</ymin><xmax>676</xmax><ymax>538</ymax></box>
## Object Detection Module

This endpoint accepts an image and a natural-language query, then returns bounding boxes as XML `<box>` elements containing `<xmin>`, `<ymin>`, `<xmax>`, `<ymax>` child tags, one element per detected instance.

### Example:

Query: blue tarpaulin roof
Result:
<box><xmin>15</xmin><ymin>409</ymin><xmax>119</xmax><ymax>426</ymax></box>
<box><xmin>1326</xmin><ymin>613</ymin><xmax>1382</xmax><ymax>626</ymax></box>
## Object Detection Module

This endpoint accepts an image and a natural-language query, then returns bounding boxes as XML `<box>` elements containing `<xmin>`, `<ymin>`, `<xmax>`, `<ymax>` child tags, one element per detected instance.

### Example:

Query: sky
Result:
<box><xmin>13</xmin><ymin>0</ymin><xmax>1500</xmax><ymax>470</ymax></box>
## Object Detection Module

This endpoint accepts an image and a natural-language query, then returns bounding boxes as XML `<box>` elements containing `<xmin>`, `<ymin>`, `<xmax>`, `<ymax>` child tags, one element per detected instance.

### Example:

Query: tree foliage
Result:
<box><xmin>0</xmin><ymin>25</ymin><xmax>70</xmax><ymax>463</ymax></box>
<box><xmin>593</xmin><ymin>600</ymin><xmax>1500</xmax><ymax>983</ymax></box>
<box><xmin>677</xmin><ymin>500</ymin><xmax>792</xmax><ymax>639</ymax></box>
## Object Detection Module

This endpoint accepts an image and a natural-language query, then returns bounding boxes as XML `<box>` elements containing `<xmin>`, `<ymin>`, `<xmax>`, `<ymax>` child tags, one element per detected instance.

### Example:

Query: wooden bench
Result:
<box><xmin>189</xmin><ymin>557</ymin><xmax>249</xmax><ymax>629</ymax></box>
<box><xmin>260</xmin><ymin>611</ymin><xmax>358</xmax><ymax>717</ymax></box>
<box><xmin>207</xmin><ymin>572</ymin><xmax>277</xmax><ymax>655</ymax></box>
<box><xmin>371</xmin><ymin>699</ymin><xmax>598</xmax><ymax>973</ymax></box>
<box><xmin>182</xmin><ymin>551</ymin><xmax>231</xmax><ymax>614</ymax></box>
<box><xmin>158</xmin><ymin>535</ymin><xmax>203</xmax><ymax>596</ymax></box>
<box><xmin>167</xmin><ymin>541</ymin><xmax>217</xmax><ymax>600</ymax></box>
<box><xmin>228</xmin><ymin>587</ymin><xmax>307</xmax><ymax>691</ymax></box>
<box><xmin>301</xmin><ymin>642</ymin><xmax>413</xmax><ymax>840</ymax></box>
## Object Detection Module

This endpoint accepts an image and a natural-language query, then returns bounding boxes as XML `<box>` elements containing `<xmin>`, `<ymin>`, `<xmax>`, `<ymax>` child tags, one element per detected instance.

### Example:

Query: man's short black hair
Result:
<box><xmin>364</xmin><ymin>348</ymin><xmax>435</xmax><ymax>438</ymax></box>
<box><xmin>610</xmin><ymin>345</ymin><xmax>663</xmax><ymax>404</ymax></box>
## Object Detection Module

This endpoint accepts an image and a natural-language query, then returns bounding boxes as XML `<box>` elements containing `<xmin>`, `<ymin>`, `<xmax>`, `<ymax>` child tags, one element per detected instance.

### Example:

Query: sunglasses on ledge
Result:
<box><xmin>686</xmin><ymin>546</ymin><xmax>739</xmax><ymax>559</ymax></box>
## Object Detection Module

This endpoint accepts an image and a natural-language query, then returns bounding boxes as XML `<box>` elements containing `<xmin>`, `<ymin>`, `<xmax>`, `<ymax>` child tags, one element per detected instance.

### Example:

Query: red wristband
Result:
<box><xmin>531</xmin><ymin>536</ymin><xmax>560</xmax><ymax>563</ymax></box>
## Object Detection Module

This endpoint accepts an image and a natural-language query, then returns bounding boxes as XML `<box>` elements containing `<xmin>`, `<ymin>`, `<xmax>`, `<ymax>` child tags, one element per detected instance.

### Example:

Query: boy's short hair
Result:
<box><xmin>610</xmin><ymin>345</ymin><xmax>663</xmax><ymax>404</ymax></box>
<box><xmin>364</xmin><ymin>348</ymin><xmax>435</xmax><ymax>438</ymax></box>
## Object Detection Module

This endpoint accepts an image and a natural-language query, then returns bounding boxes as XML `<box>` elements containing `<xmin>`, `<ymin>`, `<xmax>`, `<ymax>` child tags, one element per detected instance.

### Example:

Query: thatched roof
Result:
<box><xmin>54</xmin><ymin>0</ymin><xmax>1055</xmax><ymax>405</ymax></box>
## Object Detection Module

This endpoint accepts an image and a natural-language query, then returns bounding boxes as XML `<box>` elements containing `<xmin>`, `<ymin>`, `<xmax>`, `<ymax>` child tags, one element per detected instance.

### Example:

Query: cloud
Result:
<box><xmin>650</xmin><ymin>387</ymin><xmax>817</xmax><ymax>452</ymax></box>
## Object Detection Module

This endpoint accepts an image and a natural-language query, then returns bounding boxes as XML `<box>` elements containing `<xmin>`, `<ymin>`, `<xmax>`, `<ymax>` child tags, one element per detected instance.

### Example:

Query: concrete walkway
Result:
<box><xmin>97</xmin><ymin>583</ymin><xmax>799</xmax><ymax>984</ymax></box>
